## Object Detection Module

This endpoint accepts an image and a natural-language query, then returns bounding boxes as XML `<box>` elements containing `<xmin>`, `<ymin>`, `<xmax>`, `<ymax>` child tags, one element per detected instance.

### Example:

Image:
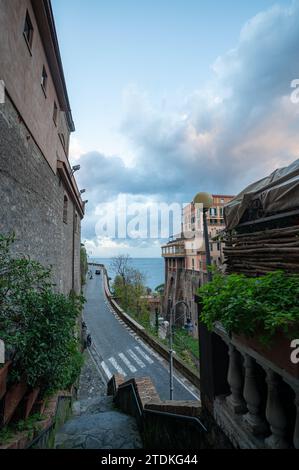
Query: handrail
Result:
<box><xmin>143</xmin><ymin>408</ymin><xmax>207</xmax><ymax>433</ymax></box>
<box><xmin>116</xmin><ymin>381</ymin><xmax>143</xmax><ymax>417</ymax></box>
<box><xmin>116</xmin><ymin>381</ymin><xmax>207</xmax><ymax>433</ymax></box>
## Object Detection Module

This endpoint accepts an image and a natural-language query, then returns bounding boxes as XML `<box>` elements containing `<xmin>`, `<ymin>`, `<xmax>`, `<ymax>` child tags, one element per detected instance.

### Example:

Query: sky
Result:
<box><xmin>52</xmin><ymin>0</ymin><xmax>299</xmax><ymax>258</ymax></box>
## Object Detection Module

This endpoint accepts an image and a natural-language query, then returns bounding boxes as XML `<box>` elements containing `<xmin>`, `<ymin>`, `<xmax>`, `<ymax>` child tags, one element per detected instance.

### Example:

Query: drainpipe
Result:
<box><xmin>72</xmin><ymin>205</ymin><xmax>75</xmax><ymax>292</ymax></box>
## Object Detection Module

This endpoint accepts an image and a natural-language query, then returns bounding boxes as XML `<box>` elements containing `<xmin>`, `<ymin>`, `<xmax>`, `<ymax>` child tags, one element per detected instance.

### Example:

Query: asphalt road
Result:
<box><xmin>83</xmin><ymin>266</ymin><xmax>200</xmax><ymax>401</ymax></box>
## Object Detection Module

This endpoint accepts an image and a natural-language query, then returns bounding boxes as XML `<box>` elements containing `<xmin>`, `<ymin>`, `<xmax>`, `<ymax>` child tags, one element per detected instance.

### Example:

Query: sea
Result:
<box><xmin>90</xmin><ymin>258</ymin><xmax>164</xmax><ymax>291</ymax></box>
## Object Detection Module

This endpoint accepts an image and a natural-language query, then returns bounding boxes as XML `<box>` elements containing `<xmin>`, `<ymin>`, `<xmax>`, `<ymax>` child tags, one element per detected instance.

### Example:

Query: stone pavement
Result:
<box><xmin>54</xmin><ymin>396</ymin><xmax>143</xmax><ymax>449</ymax></box>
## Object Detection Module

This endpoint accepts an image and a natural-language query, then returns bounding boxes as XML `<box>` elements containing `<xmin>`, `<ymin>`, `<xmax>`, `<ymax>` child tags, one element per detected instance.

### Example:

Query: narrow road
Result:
<box><xmin>83</xmin><ymin>266</ymin><xmax>200</xmax><ymax>401</ymax></box>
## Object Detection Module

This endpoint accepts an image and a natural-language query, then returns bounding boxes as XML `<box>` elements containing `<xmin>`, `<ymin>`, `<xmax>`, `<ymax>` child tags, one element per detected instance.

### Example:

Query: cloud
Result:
<box><xmin>76</xmin><ymin>0</ymin><xmax>299</xmax><ymax>256</ymax></box>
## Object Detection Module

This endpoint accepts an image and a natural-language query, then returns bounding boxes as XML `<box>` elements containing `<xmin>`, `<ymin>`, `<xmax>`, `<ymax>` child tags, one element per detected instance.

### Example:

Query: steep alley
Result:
<box><xmin>83</xmin><ymin>266</ymin><xmax>199</xmax><ymax>401</ymax></box>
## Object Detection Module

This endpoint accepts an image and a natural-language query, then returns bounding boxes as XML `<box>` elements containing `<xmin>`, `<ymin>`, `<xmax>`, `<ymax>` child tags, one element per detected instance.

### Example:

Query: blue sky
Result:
<box><xmin>52</xmin><ymin>0</ymin><xmax>299</xmax><ymax>257</ymax></box>
<box><xmin>53</xmin><ymin>0</ymin><xmax>278</xmax><ymax>156</ymax></box>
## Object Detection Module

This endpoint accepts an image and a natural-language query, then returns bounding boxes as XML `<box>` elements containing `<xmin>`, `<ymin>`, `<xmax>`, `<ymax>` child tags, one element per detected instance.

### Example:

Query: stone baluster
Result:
<box><xmin>226</xmin><ymin>344</ymin><xmax>247</xmax><ymax>414</ymax></box>
<box><xmin>265</xmin><ymin>369</ymin><xmax>289</xmax><ymax>449</ymax></box>
<box><xmin>242</xmin><ymin>354</ymin><xmax>268</xmax><ymax>436</ymax></box>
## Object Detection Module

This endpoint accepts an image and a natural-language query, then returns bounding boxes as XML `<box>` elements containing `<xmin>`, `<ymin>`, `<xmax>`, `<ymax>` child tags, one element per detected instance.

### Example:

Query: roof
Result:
<box><xmin>224</xmin><ymin>159</ymin><xmax>299</xmax><ymax>230</ymax></box>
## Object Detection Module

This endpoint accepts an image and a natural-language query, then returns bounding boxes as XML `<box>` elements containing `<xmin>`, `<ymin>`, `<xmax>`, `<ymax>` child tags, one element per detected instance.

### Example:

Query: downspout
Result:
<box><xmin>72</xmin><ymin>205</ymin><xmax>75</xmax><ymax>292</ymax></box>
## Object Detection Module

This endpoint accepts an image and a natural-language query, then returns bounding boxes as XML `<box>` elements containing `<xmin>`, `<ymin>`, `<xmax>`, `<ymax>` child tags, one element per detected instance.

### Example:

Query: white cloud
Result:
<box><xmin>77</xmin><ymin>0</ymin><xmax>299</xmax><ymax>257</ymax></box>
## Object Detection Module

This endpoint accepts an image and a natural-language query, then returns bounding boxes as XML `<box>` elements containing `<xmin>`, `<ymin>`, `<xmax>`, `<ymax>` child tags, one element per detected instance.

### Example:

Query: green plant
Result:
<box><xmin>5</xmin><ymin>289</ymin><xmax>84</xmax><ymax>393</ymax></box>
<box><xmin>15</xmin><ymin>413</ymin><xmax>44</xmax><ymax>439</ymax></box>
<box><xmin>0</xmin><ymin>426</ymin><xmax>14</xmax><ymax>445</ymax></box>
<box><xmin>198</xmin><ymin>271</ymin><xmax>299</xmax><ymax>343</ymax></box>
<box><xmin>80</xmin><ymin>245</ymin><xmax>88</xmax><ymax>286</ymax></box>
<box><xmin>0</xmin><ymin>414</ymin><xmax>45</xmax><ymax>445</ymax></box>
<box><xmin>0</xmin><ymin>234</ymin><xmax>84</xmax><ymax>395</ymax></box>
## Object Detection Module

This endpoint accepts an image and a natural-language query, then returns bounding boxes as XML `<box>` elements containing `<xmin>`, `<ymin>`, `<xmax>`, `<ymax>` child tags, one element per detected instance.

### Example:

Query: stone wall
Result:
<box><xmin>0</xmin><ymin>93</ymin><xmax>81</xmax><ymax>294</ymax></box>
<box><xmin>163</xmin><ymin>267</ymin><xmax>203</xmax><ymax>337</ymax></box>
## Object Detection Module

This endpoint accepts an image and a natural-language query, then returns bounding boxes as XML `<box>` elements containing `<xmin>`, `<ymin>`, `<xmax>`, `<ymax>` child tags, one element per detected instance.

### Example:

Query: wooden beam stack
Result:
<box><xmin>223</xmin><ymin>225</ymin><xmax>299</xmax><ymax>276</ymax></box>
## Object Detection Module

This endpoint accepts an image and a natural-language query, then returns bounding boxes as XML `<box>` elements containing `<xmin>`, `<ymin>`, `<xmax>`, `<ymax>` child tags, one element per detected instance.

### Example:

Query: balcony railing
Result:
<box><xmin>212</xmin><ymin>323</ymin><xmax>299</xmax><ymax>449</ymax></box>
<box><xmin>162</xmin><ymin>246</ymin><xmax>185</xmax><ymax>257</ymax></box>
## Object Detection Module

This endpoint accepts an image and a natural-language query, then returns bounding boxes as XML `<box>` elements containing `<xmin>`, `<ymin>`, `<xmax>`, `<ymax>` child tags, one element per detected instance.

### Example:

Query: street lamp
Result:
<box><xmin>169</xmin><ymin>299</ymin><xmax>191</xmax><ymax>400</ymax></box>
<box><xmin>193</xmin><ymin>192</ymin><xmax>213</xmax><ymax>282</ymax></box>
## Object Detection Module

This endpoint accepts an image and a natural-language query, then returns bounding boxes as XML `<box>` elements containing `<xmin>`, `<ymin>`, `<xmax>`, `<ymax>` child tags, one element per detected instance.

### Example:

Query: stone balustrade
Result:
<box><xmin>212</xmin><ymin>323</ymin><xmax>298</xmax><ymax>449</ymax></box>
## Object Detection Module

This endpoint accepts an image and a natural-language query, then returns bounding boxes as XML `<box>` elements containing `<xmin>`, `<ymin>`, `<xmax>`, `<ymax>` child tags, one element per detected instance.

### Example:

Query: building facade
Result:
<box><xmin>0</xmin><ymin>0</ymin><xmax>84</xmax><ymax>294</ymax></box>
<box><xmin>161</xmin><ymin>195</ymin><xmax>234</xmax><ymax>337</ymax></box>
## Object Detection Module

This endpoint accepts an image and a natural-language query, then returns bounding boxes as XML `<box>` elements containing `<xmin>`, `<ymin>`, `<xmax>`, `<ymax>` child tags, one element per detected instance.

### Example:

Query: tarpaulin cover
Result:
<box><xmin>224</xmin><ymin>159</ymin><xmax>299</xmax><ymax>230</ymax></box>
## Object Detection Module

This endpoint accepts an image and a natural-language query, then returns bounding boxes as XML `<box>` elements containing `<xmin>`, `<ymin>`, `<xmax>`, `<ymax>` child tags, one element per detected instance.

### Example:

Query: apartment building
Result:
<box><xmin>161</xmin><ymin>194</ymin><xmax>234</xmax><ymax>336</ymax></box>
<box><xmin>0</xmin><ymin>0</ymin><xmax>85</xmax><ymax>294</ymax></box>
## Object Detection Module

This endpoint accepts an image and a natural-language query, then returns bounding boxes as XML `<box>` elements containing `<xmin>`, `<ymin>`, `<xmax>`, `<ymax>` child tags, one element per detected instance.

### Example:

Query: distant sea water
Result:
<box><xmin>91</xmin><ymin>258</ymin><xmax>165</xmax><ymax>291</ymax></box>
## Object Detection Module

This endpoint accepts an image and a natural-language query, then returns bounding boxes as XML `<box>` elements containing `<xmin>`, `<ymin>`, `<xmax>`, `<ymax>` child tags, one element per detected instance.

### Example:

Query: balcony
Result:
<box><xmin>161</xmin><ymin>242</ymin><xmax>185</xmax><ymax>258</ymax></box>
<box><xmin>211</xmin><ymin>323</ymin><xmax>298</xmax><ymax>449</ymax></box>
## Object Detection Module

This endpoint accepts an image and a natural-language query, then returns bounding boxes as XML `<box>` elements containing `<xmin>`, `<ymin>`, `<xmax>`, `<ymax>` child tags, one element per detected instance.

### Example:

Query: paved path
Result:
<box><xmin>83</xmin><ymin>266</ymin><xmax>200</xmax><ymax>401</ymax></box>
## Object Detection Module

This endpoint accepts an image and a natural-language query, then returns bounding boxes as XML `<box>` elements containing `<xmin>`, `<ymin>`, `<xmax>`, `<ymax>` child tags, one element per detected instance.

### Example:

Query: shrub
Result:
<box><xmin>197</xmin><ymin>271</ymin><xmax>299</xmax><ymax>343</ymax></box>
<box><xmin>0</xmin><ymin>234</ymin><xmax>84</xmax><ymax>395</ymax></box>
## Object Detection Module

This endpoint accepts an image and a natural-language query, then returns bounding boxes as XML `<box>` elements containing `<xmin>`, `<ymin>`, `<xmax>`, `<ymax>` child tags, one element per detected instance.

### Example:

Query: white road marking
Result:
<box><xmin>135</xmin><ymin>346</ymin><xmax>154</xmax><ymax>364</ymax></box>
<box><xmin>127</xmin><ymin>349</ymin><xmax>145</xmax><ymax>368</ymax></box>
<box><xmin>108</xmin><ymin>357</ymin><xmax>127</xmax><ymax>376</ymax></box>
<box><xmin>173</xmin><ymin>373</ymin><xmax>200</xmax><ymax>400</ymax></box>
<box><xmin>100</xmin><ymin>361</ymin><xmax>112</xmax><ymax>380</ymax></box>
<box><xmin>137</xmin><ymin>339</ymin><xmax>163</xmax><ymax>362</ymax></box>
<box><xmin>118</xmin><ymin>353</ymin><xmax>137</xmax><ymax>373</ymax></box>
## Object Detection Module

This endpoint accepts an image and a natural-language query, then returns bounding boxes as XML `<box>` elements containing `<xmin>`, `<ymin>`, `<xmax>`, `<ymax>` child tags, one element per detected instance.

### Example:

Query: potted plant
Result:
<box><xmin>0</xmin><ymin>361</ymin><xmax>12</xmax><ymax>400</ymax></box>
<box><xmin>198</xmin><ymin>271</ymin><xmax>299</xmax><ymax>378</ymax></box>
<box><xmin>3</xmin><ymin>379</ymin><xmax>28</xmax><ymax>425</ymax></box>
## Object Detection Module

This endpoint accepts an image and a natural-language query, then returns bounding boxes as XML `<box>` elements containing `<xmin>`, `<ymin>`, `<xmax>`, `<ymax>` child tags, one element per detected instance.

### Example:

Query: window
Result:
<box><xmin>59</xmin><ymin>133</ymin><xmax>66</xmax><ymax>151</ymax></box>
<box><xmin>23</xmin><ymin>11</ymin><xmax>34</xmax><ymax>50</ymax></box>
<box><xmin>209</xmin><ymin>207</ymin><xmax>217</xmax><ymax>217</ymax></box>
<box><xmin>74</xmin><ymin>212</ymin><xmax>79</xmax><ymax>232</ymax></box>
<box><xmin>41</xmin><ymin>66</ymin><xmax>48</xmax><ymax>95</ymax></box>
<box><xmin>63</xmin><ymin>195</ymin><xmax>68</xmax><ymax>224</ymax></box>
<box><xmin>53</xmin><ymin>101</ymin><xmax>58</xmax><ymax>125</ymax></box>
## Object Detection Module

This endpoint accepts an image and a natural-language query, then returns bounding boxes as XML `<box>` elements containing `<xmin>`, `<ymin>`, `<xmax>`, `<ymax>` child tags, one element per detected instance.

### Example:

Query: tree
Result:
<box><xmin>111</xmin><ymin>254</ymin><xmax>131</xmax><ymax>284</ymax></box>
<box><xmin>111</xmin><ymin>255</ymin><xmax>132</xmax><ymax>308</ymax></box>
<box><xmin>112</xmin><ymin>261</ymin><xmax>149</xmax><ymax>319</ymax></box>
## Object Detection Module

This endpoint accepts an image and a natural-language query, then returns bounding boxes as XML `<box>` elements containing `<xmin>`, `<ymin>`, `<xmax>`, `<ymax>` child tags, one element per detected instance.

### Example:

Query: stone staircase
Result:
<box><xmin>54</xmin><ymin>395</ymin><xmax>143</xmax><ymax>449</ymax></box>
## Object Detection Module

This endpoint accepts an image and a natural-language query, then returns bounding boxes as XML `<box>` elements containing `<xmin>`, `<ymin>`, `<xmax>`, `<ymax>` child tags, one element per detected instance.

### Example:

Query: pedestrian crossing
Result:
<box><xmin>97</xmin><ymin>344</ymin><xmax>157</xmax><ymax>380</ymax></box>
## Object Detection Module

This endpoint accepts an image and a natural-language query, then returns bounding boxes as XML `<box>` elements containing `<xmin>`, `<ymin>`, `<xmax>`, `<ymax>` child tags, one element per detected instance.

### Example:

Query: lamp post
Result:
<box><xmin>169</xmin><ymin>299</ymin><xmax>191</xmax><ymax>400</ymax></box>
<box><xmin>193</xmin><ymin>192</ymin><xmax>213</xmax><ymax>282</ymax></box>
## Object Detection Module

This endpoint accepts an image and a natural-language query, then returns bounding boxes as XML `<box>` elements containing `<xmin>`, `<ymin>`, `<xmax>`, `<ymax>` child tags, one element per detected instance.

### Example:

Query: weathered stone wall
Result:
<box><xmin>0</xmin><ymin>93</ymin><xmax>81</xmax><ymax>294</ymax></box>
<box><xmin>163</xmin><ymin>266</ymin><xmax>203</xmax><ymax>337</ymax></box>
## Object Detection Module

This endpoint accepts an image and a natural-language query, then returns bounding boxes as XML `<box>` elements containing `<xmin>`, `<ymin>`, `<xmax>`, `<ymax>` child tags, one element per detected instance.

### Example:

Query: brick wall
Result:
<box><xmin>0</xmin><ymin>93</ymin><xmax>81</xmax><ymax>295</ymax></box>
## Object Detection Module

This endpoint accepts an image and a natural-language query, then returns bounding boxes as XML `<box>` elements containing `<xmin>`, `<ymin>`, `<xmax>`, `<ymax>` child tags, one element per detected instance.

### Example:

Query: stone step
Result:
<box><xmin>54</xmin><ymin>410</ymin><xmax>143</xmax><ymax>449</ymax></box>
<box><xmin>72</xmin><ymin>396</ymin><xmax>115</xmax><ymax>416</ymax></box>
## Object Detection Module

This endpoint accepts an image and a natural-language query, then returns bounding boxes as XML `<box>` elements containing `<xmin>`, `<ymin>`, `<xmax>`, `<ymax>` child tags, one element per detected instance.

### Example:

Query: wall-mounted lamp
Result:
<box><xmin>83</xmin><ymin>200</ymin><xmax>88</xmax><ymax>204</ymax></box>
<box><xmin>80</xmin><ymin>189</ymin><xmax>86</xmax><ymax>194</ymax></box>
<box><xmin>71</xmin><ymin>165</ymin><xmax>81</xmax><ymax>175</ymax></box>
